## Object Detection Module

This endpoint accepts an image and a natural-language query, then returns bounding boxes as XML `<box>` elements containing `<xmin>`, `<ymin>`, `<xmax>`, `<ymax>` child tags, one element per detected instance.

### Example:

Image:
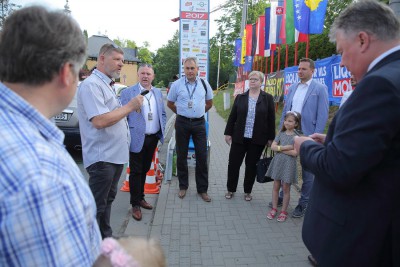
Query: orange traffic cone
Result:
<box><xmin>120</xmin><ymin>166</ymin><xmax>130</xmax><ymax>192</ymax></box>
<box><xmin>144</xmin><ymin>161</ymin><xmax>160</xmax><ymax>194</ymax></box>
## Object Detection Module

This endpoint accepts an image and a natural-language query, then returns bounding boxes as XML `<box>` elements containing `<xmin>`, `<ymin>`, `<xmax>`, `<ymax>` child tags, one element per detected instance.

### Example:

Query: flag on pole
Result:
<box><xmin>244</xmin><ymin>56</ymin><xmax>253</xmax><ymax>72</ymax></box>
<box><xmin>245</xmin><ymin>24</ymin><xmax>253</xmax><ymax>56</ymax></box>
<box><xmin>255</xmin><ymin>16</ymin><xmax>265</xmax><ymax>57</ymax></box>
<box><xmin>264</xmin><ymin>5</ymin><xmax>271</xmax><ymax>57</ymax></box>
<box><xmin>251</xmin><ymin>23</ymin><xmax>257</xmax><ymax>56</ymax></box>
<box><xmin>234</xmin><ymin>38</ymin><xmax>242</xmax><ymax>67</ymax></box>
<box><xmin>286</xmin><ymin>0</ymin><xmax>308</xmax><ymax>43</ymax></box>
<box><xmin>294</xmin><ymin>0</ymin><xmax>328</xmax><ymax>34</ymax></box>
<box><xmin>240</xmin><ymin>28</ymin><xmax>247</xmax><ymax>64</ymax></box>
<box><xmin>269</xmin><ymin>0</ymin><xmax>285</xmax><ymax>45</ymax></box>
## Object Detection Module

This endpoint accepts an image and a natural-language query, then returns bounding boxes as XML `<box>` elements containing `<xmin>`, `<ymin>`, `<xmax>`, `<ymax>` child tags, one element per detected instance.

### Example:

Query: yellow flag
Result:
<box><xmin>240</xmin><ymin>28</ymin><xmax>247</xmax><ymax>65</ymax></box>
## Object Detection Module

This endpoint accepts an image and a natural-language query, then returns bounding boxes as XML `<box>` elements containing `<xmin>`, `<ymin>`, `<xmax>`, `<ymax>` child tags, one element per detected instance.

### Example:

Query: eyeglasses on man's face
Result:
<box><xmin>249</xmin><ymin>78</ymin><xmax>259</xmax><ymax>82</ymax></box>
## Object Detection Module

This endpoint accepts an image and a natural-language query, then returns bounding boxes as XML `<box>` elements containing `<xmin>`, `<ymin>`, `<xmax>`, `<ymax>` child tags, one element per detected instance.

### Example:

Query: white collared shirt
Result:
<box><xmin>139</xmin><ymin>84</ymin><xmax>160</xmax><ymax>134</ymax></box>
<box><xmin>291</xmin><ymin>79</ymin><xmax>312</xmax><ymax>113</ymax></box>
<box><xmin>368</xmin><ymin>45</ymin><xmax>400</xmax><ymax>72</ymax></box>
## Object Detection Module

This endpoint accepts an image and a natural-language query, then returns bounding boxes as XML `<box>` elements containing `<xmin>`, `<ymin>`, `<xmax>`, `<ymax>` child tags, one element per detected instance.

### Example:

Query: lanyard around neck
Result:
<box><xmin>185</xmin><ymin>80</ymin><xmax>197</xmax><ymax>100</ymax></box>
<box><xmin>143</xmin><ymin>91</ymin><xmax>153</xmax><ymax>112</ymax></box>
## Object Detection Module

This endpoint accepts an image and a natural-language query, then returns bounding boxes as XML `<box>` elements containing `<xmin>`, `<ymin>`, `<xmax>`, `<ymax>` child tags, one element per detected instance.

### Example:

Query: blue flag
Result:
<box><xmin>265</xmin><ymin>6</ymin><xmax>271</xmax><ymax>51</ymax></box>
<box><xmin>244</xmin><ymin>56</ymin><xmax>253</xmax><ymax>72</ymax></box>
<box><xmin>234</xmin><ymin>38</ymin><xmax>242</xmax><ymax>67</ymax></box>
<box><xmin>294</xmin><ymin>0</ymin><xmax>328</xmax><ymax>34</ymax></box>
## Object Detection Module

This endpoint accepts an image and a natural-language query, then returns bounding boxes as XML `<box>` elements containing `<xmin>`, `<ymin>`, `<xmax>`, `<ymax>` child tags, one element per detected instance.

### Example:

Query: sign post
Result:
<box><xmin>179</xmin><ymin>0</ymin><xmax>210</xmax><ymax>80</ymax></box>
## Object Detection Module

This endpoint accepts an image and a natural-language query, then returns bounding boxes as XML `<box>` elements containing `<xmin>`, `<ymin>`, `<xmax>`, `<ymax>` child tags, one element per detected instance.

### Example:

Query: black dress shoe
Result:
<box><xmin>308</xmin><ymin>255</ymin><xmax>318</xmax><ymax>266</ymax></box>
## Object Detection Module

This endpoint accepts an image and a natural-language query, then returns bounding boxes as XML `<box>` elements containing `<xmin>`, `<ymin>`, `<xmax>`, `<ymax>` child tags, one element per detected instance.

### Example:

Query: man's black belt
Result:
<box><xmin>145</xmin><ymin>133</ymin><xmax>157</xmax><ymax>136</ymax></box>
<box><xmin>178</xmin><ymin>115</ymin><xmax>204</xmax><ymax>122</ymax></box>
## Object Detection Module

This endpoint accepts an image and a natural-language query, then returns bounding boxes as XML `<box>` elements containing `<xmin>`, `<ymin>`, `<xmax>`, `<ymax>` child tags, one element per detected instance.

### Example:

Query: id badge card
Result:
<box><xmin>148</xmin><ymin>112</ymin><xmax>153</xmax><ymax>121</ymax></box>
<box><xmin>188</xmin><ymin>101</ymin><xmax>193</xmax><ymax>108</ymax></box>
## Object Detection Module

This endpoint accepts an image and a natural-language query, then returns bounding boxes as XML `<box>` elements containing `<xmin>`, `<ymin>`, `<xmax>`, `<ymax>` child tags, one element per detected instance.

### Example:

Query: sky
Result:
<box><xmin>12</xmin><ymin>0</ymin><xmax>228</xmax><ymax>52</ymax></box>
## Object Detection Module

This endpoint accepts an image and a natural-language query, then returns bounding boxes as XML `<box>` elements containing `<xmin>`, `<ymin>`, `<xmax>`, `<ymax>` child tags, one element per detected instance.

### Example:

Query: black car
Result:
<box><xmin>54</xmin><ymin>89</ymin><xmax>81</xmax><ymax>151</ymax></box>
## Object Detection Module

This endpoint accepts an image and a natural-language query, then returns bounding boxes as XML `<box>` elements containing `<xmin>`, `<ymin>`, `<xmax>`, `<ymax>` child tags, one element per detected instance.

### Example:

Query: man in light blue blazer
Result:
<box><xmin>120</xmin><ymin>63</ymin><xmax>166</xmax><ymax>221</ymax></box>
<box><xmin>274</xmin><ymin>58</ymin><xmax>329</xmax><ymax>218</ymax></box>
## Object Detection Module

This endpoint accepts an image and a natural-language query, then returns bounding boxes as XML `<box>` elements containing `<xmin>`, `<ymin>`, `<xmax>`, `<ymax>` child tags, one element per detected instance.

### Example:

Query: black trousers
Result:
<box><xmin>175</xmin><ymin>115</ymin><xmax>208</xmax><ymax>193</ymax></box>
<box><xmin>129</xmin><ymin>134</ymin><xmax>159</xmax><ymax>207</ymax></box>
<box><xmin>227</xmin><ymin>138</ymin><xmax>265</xmax><ymax>193</ymax></box>
<box><xmin>87</xmin><ymin>161</ymin><xmax>123</xmax><ymax>239</ymax></box>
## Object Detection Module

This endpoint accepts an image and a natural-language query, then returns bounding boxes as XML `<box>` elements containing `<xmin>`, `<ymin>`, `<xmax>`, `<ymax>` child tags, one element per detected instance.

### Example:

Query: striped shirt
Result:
<box><xmin>0</xmin><ymin>83</ymin><xmax>101</xmax><ymax>266</ymax></box>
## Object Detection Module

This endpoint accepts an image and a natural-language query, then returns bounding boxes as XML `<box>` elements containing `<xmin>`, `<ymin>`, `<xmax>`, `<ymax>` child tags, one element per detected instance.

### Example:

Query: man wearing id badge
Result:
<box><xmin>167</xmin><ymin>57</ymin><xmax>213</xmax><ymax>202</ymax></box>
<box><xmin>120</xmin><ymin>64</ymin><xmax>166</xmax><ymax>221</ymax></box>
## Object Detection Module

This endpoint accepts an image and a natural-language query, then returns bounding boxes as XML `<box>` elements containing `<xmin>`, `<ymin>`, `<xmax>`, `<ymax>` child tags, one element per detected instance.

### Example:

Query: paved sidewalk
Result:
<box><xmin>115</xmin><ymin>106</ymin><xmax>311</xmax><ymax>266</ymax></box>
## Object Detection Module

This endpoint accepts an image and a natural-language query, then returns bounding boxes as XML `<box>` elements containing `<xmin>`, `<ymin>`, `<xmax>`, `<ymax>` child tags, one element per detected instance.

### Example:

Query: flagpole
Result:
<box><xmin>265</xmin><ymin>57</ymin><xmax>269</xmax><ymax>75</ymax></box>
<box><xmin>270</xmin><ymin>53</ymin><xmax>274</xmax><ymax>73</ymax></box>
<box><xmin>294</xmin><ymin>42</ymin><xmax>298</xmax><ymax>65</ymax></box>
<box><xmin>277</xmin><ymin>45</ymin><xmax>281</xmax><ymax>71</ymax></box>
<box><xmin>306</xmin><ymin>34</ymin><xmax>309</xmax><ymax>58</ymax></box>
<box><xmin>285</xmin><ymin>44</ymin><xmax>289</xmax><ymax>68</ymax></box>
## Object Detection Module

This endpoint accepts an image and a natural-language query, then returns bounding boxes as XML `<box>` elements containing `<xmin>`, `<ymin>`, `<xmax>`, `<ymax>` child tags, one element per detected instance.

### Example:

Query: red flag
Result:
<box><xmin>246</xmin><ymin>24</ymin><xmax>252</xmax><ymax>56</ymax></box>
<box><xmin>256</xmin><ymin>16</ymin><xmax>265</xmax><ymax>57</ymax></box>
<box><xmin>279</xmin><ymin>0</ymin><xmax>287</xmax><ymax>44</ymax></box>
<box><xmin>298</xmin><ymin>32</ymin><xmax>308</xmax><ymax>42</ymax></box>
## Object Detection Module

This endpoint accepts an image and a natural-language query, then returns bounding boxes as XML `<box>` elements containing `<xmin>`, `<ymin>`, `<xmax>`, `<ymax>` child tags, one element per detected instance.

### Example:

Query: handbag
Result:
<box><xmin>256</xmin><ymin>147</ymin><xmax>274</xmax><ymax>183</ymax></box>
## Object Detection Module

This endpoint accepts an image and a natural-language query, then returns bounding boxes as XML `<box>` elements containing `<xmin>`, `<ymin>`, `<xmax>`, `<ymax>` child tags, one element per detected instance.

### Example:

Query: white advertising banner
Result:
<box><xmin>179</xmin><ymin>0</ymin><xmax>210</xmax><ymax>80</ymax></box>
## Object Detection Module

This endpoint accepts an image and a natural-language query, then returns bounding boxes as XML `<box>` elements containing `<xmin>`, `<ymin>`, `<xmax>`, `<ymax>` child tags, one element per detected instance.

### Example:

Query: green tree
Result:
<box><xmin>83</xmin><ymin>30</ymin><xmax>88</xmax><ymax>42</ymax></box>
<box><xmin>126</xmin><ymin>39</ymin><xmax>137</xmax><ymax>49</ymax></box>
<box><xmin>0</xmin><ymin>0</ymin><xmax>20</xmax><ymax>30</ymax></box>
<box><xmin>153</xmin><ymin>31</ymin><xmax>180</xmax><ymax>87</ymax></box>
<box><xmin>113</xmin><ymin>37</ymin><xmax>126</xmax><ymax>47</ymax></box>
<box><xmin>137</xmin><ymin>41</ymin><xmax>154</xmax><ymax>64</ymax></box>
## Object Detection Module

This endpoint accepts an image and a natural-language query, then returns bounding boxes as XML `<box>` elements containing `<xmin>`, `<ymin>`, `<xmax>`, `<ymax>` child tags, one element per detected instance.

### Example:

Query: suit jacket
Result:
<box><xmin>300</xmin><ymin>50</ymin><xmax>400</xmax><ymax>266</ymax></box>
<box><xmin>224</xmin><ymin>90</ymin><xmax>275</xmax><ymax>146</ymax></box>
<box><xmin>120</xmin><ymin>84</ymin><xmax>166</xmax><ymax>153</ymax></box>
<box><xmin>281</xmin><ymin>79</ymin><xmax>329</xmax><ymax>135</ymax></box>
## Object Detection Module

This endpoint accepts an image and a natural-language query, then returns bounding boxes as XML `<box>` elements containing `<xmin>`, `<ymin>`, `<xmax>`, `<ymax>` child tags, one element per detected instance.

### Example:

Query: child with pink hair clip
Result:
<box><xmin>93</xmin><ymin>237</ymin><xmax>166</xmax><ymax>267</ymax></box>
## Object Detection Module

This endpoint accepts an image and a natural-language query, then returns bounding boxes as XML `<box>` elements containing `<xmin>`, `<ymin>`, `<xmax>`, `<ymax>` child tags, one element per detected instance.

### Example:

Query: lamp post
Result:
<box><xmin>216</xmin><ymin>43</ymin><xmax>221</xmax><ymax>89</ymax></box>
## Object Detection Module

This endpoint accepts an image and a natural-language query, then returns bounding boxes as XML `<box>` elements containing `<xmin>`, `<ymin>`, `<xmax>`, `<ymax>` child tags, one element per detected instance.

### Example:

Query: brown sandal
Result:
<box><xmin>225</xmin><ymin>192</ymin><xmax>234</xmax><ymax>199</ymax></box>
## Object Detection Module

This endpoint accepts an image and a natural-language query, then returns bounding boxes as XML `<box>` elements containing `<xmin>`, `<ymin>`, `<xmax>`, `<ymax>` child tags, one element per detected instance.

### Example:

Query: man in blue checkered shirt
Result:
<box><xmin>0</xmin><ymin>6</ymin><xmax>101</xmax><ymax>266</ymax></box>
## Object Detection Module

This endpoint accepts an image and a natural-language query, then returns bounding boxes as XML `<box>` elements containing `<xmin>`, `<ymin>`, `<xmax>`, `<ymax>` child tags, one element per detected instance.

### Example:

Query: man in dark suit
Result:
<box><xmin>120</xmin><ymin>64</ymin><xmax>166</xmax><ymax>221</ymax></box>
<box><xmin>272</xmin><ymin>58</ymin><xmax>329</xmax><ymax>218</ymax></box>
<box><xmin>294</xmin><ymin>1</ymin><xmax>400</xmax><ymax>266</ymax></box>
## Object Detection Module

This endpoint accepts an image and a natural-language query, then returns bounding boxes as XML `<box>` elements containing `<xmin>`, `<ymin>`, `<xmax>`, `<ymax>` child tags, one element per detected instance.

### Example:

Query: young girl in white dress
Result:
<box><xmin>266</xmin><ymin>111</ymin><xmax>301</xmax><ymax>222</ymax></box>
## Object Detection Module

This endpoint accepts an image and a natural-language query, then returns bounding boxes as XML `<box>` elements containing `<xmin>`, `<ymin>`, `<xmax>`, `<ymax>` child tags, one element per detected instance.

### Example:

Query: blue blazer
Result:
<box><xmin>120</xmin><ymin>84</ymin><xmax>166</xmax><ymax>153</ymax></box>
<box><xmin>300</xmin><ymin>50</ymin><xmax>400</xmax><ymax>266</ymax></box>
<box><xmin>280</xmin><ymin>80</ymin><xmax>329</xmax><ymax>135</ymax></box>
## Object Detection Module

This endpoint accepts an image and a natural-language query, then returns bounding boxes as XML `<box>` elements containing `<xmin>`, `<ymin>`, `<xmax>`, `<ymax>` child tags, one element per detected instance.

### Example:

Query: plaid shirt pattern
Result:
<box><xmin>0</xmin><ymin>83</ymin><xmax>101</xmax><ymax>266</ymax></box>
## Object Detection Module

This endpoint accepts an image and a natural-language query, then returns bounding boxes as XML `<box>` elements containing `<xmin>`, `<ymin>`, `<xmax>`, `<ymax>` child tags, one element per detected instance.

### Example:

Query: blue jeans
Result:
<box><xmin>279</xmin><ymin>167</ymin><xmax>314</xmax><ymax>206</ymax></box>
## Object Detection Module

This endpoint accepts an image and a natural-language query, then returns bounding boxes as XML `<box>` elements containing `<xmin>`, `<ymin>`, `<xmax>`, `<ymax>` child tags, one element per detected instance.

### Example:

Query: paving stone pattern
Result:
<box><xmin>118</xmin><ymin>107</ymin><xmax>311</xmax><ymax>267</ymax></box>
